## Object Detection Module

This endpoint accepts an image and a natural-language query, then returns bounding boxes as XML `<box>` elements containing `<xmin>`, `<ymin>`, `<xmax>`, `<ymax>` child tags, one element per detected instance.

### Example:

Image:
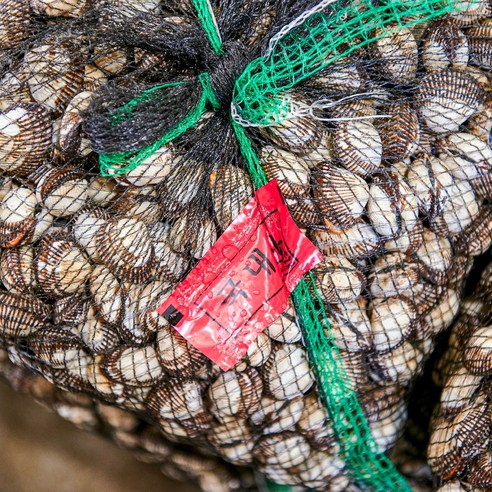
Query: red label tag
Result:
<box><xmin>157</xmin><ymin>180</ymin><xmax>323</xmax><ymax>370</ymax></box>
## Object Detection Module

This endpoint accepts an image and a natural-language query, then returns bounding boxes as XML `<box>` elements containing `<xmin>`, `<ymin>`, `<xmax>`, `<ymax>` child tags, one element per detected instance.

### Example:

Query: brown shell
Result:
<box><xmin>156</xmin><ymin>323</ymin><xmax>207</xmax><ymax>377</ymax></box>
<box><xmin>0</xmin><ymin>103</ymin><xmax>52</xmax><ymax>177</ymax></box>
<box><xmin>30</xmin><ymin>0</ymin><xmax>91</xmax><ymax>17</ymax></box>
<box><xmin>415</xmin><ymin>229</ymin><xmax>453</xmax><ymax>285</ymax></box>
<box><xmin>0</xmin><ymin>0</ymin><xmax>30</xmax><ymax>49</ymax></box>
<box><xmin>53</xmin><ymin>295</ymin><xmax>90</xmax><ymax>326</ymax></box>
<box><xmin>359</xmin><ymin>384</ymin><xmax>405</xmax><ymax>423</ymax></box>
<box><xmin>454</xmin><ymin>206</ymin><xmax>492</xmax><ymax>257</ymax></box>
<box><xmin>304</xmin><ymin>59</ymin><xmax>363</xmax><ymax>93</ymax></box>
<box><xmin>446</xmin><ymin>0</ymin><xmax>492</xmax><ymax>27</ymax></box>
<box><xmin>468</xmin><ymin>25</ymin><xmax>492</xmax><ymax>70</ymax></box>
<box><xmin>415</xmin><ymin>69</ymin><xmax>485</xmax><ymax>134</ymax></box>
<box><xmin>468</xmin><ymin>451</ymin><xmax>492</xmax><ymax>488</ymax></box>
<box><xmin>313</xmin><ymin>163</ymin><xmax>369</xmax><ymax>228</ymax></box>
<box><xmin>464</xmin><ymin>326</ymin><xmax>492</xmax><ymax>375</ymax></box>
<box><xmin>37</xmin><ymin>230</ymin><xmax>92</xmax><ymax>298</ymax></box>
<box><xmin>283</xmin><ymin>195</ymin><xmax>324</xmax><ymax>228</ymax></box>
<box><xmin>253</xmin><ymin>432</ymin><xmax>311</xmax><ymax>469</ymax></box>
<box><xmin>0</xmin><ymin>245</ymin><xmax>37</xmax><ymax>294</ymax></box>
<box><xmin>334</xmin><ymin>120</ymin><xmax>382</xmax><ymax>177</ymax></box>
<box><xmin>26</xmin><ymin>326</ymin><xmax>84</xmax><ymax>369</ymax></box>
<box><xmin>0</xmin><ymin>290</ymin><xmax>51</xmax><ymax>338</ymax></box>
<box><xmin>111</xmin><ymin>189</ymin><xmax>162</xmax><ymax>226</ymax></box>
<box><xmin>96</xmin><ymin>216</ymin><xmax>156</xmax><ymax>284</ymax></box>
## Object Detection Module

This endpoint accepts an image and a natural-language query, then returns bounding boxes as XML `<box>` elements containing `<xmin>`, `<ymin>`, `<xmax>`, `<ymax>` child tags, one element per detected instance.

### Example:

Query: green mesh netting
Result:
<box><xmin>233</xmin><ymin>0</ymin><xmax>472</xmax><ymax>126</ymax></box>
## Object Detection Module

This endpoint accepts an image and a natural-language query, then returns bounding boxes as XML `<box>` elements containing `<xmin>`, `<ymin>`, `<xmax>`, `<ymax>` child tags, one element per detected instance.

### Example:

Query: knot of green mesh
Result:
<box><xmin>232</xmin><ymin>0</ymin><xmax>474</xmax><ymax>126</ymax></box>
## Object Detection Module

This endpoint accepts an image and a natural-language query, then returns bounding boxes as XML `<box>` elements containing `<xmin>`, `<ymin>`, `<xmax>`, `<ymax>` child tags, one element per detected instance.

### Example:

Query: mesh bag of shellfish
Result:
<box><xmin>1</xmin><ymin>0</ymin><xmax>492</xmax><ymax>490</ymax></box>
<box><xmin>427</xmin><ymin>256</ymin><xmax>492</xmax><ymax>492</ymax></box>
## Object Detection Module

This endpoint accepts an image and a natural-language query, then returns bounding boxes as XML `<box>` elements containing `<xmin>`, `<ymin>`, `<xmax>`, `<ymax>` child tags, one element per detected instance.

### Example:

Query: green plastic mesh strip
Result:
<box><xmin>232</xmin><ymin>121</ymin><xmax>410</xmax><ymax>491</ymax></box>
<box><xmin>192</xmin><ymin>0</ymin><xmax>224</xmax><ymax>54</ymax></box>
<box><xmin>233</xmin><ymin>0</ymin><xmax>474</xmax><ymax>126</ymax></box>
<box><xmin>99</xmin><ymin>73</ymin><xmax>219</xmax><ymax>176</ymax></box>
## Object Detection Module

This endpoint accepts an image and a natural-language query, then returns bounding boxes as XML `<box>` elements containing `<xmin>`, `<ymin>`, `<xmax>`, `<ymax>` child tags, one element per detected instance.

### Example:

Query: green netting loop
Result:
<box><xmin>192</xmin><ymin>0</ymin><xmax>223</xmax><ymax>54</ymax></box>
<box><xmin>233</xmin><ymin>0</ymin><xmax>475</xmax><ymax>126</ymax></box>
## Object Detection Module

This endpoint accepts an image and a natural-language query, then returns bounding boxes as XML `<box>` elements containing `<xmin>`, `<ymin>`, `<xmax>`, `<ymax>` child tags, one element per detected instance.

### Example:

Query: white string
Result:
<box><xmin>204</xmin><ymin>0</ymin><xmax>223</xmax><ymax>47</ymax></box>
<box><xmin>264</xmin><ymin>0</ymin><xmax>340</xmax><ymax>60</ymax></box>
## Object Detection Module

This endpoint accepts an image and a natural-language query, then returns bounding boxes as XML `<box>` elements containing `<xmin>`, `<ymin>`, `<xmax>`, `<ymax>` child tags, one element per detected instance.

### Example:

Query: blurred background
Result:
<box><xmin>0</xmin><ymin>382</ymin><xmax>199</xmax><ymax>492</ymax></box>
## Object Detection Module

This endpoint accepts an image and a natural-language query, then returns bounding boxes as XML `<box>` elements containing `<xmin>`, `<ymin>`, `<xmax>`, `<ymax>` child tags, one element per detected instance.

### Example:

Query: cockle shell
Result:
<box><xmin>147</xmin><ymin>379</ymin><xmax>204</xmax><ymax>421</ymax></box>
<box><xmin>76</xmin><ymin>304</ymin><xmax>120</xmax><ymax>354</ymax></box>
<box><xmin>265</xmin><ymin>302</ymin><xmax>302</xmax><ymax>343</ymax></box>
<box><xmin>468</xmin><ymin>25</ymin><xmax>492</xmax><ymax>70</ymax></box>
<box><xmin>35</xmin><ymin>166</ymin><xmax>88</xmax><ymax>217</ymax></box>
<box><xmin>261</xmin><ymin>114</ymin><xmax>323</xmax><ymax>155</ymax></box>
<box><xmin>53</xmin><ymin>295</ymin><xmax>89</xmax><ymax>326</ymax></box>
<box><xmin>72</xmin><ymin>208</ymin><xmax>108</xmax><ymax>262</ymax></box>
<box><xmin>314</xmin><ymin>256</ymin><xmax>365</xmax><ymax>304</ymax></box>
<box><xmin>454</xmin><ymin>205</ymin><xmax>492</xmax><ymax>256</ymax></box>
<box><xmin>373</xmin><ymin>25</ymin><xmax>418</xmax><ymax>83</ymax></box>
<box><xmin>156</xmin><ymin>323</ymin><xmax>207</xmax><ymax>376</ymax></box>
<box><xmin>0</xmin><ymin>103</ymin><xmax>52</xmax><ymax>177</ymax></box>
<box><xmin>328</xmin><ymin>98</ymin><xmax>378</xmax><ymax>123</ymax></box>
<box><xmin>30</xmin><ymin>0</ymin><xmax>91</xmax><ymax>17</ymax></box>
<box><xmin>83</xmin><ymin>64</ymin><xmax>107</xmax><ymax>92</ymax></box>
<box><xmin>0</xmin><ymin>187</ymin><xmax>37</xmax><ymax>248</ymax></box>
<box><xmin>359</xmin><ymin>384</ymin><xmax>405</xmax><ymax>423</ymax></box>
<box><xmin>240</xmin><ymin>332</ymin><xmax>272</xmax><ymax>368</ymax></box>
<box><xmin>422</xmin><ymin>21</ymin><xmax>469</xmax><ymax>71</ymax></box>
<box><xmin>297</xmin><ymin>451</ymin><xmax>347</xmax><ymax>490</ymax></box>
<box><xmin>435</xmin><ymin>481</ymin><xmax>467</xmax><ymax>492</ymax></box>
<box><xmin>103</xmin><ymin>344</ymin><xmax>162</xmax><ymax>387</ymax></box>
<box><xmin>249</xmin><ymin>395</ymin><xmax>304</xmax><ymax>435</ymax></box>
<box><xmin>416</xmin><ymin>69</ymin><xmax>485</xmax><ymax>134</ymax></box>
<box><xmin>464</xmin><ymin>326</ymin><xmax>492</xmax><ymax>375</ymax></box>
<box><xmin>369</xmin><ymin>297</ymin><xmax>417</xmax><ymax>353</ymax></box>
<box><xmin>111</xmin><ymin>188</ymin><xmax>162</xmax><ymax>226</ymax></box>
<box><xmin>0</xmin><ymin>290</ymin><xmax>51</xmax><ymax>338</ymax></box>
<box><xmin>86</xmin><ymin>177</ymin><xmax>120</xmax><ymax>206</ymax></box>
<box><xmin>0</xmin><ymin>72</ymin><xmax>32</xmax><ymax>112</ymax></box>
<box><xmin>369</xmin><ymin>402</ymin><xmax>407</xmax><ymax>452</ymax></box>
<box><xmin>254</xmin><ymin>432</ymin><xmax>311</xmax><ymax>469</ymax></box>
<box><xmin>296</xmin><ymin>392</ymin><xmax>333</xmax><ymax>444</ymax></box>
<box><xmin>96</xmin><ymin>216</ymin><xmax>155</xmax><ymax>283</ymax></box>
<box><xmin>383</xmin><ymin>219</ymin><xmax>425</xmax><ymax>254</ymax></box>
<box><xmin>313</xmin><ymin>163</ymin><xmax>369</xmax><ymax>228</ymax></box>
<box><xmin>262</xmin><ymin>344</ymin><xmax>314</xmax><ymax>400</ymax></box>
<box><xmin>468</xmin><ymin>451</ymin><xmax>492</xmax><ymax>488</ymax></box>
<box><xmin>0</xmin><ymin>0</ymin><xmax>30</xmax><ymax>49</ymax></box>
<box><xmin>37</xmin><ymin>231</ymin><xmax>92</xmax><ymax>297</ymax></box>
<box><xmin>260</xmin><ymin>145</ymin><xmax>311</xmax><ymax>198</ymax></box>
<box><xmin>334</xmin><ymin>120</ymin><xmax>382</xmax><ymax>177</ymax></box>
<box><xmin>305</xmin><ymin>59</ymin><xmax>363</xmax><ymax>93</ymax></box>
<box><xmin>0</xmin><ymin>245</ymin><xmax>37</xmax><ymax>294</ymax></box>
<box><xmin>367</xmin><ymin>171</ymin><xmax>419</xmax><ymax>238</ymax></box>
<box><xmin>207</xmin><ymin>419</ymin><xmax>254</xmax><ymax>465</ymax></box>
<box><xmin>209</xmin><ymin>164</ymin><xmax>253</xmax><ymax>230</ymax></box>
<box><xmin>92</xmin><ymin>42</ymin><xmax>130</xmax><ymax>75</ymax></box>
<box><xmin>440</xmin><ymin>366</ymin><xmax>482</xmax><ymax>414</ymax></box>
<box><xmin>208</xmin><ymin>368</ymin><xmax>263</xmax><ymax>420</ymax></box>
<box><xmin>446</xmin><ymin>0</ymin><xmax>492</xmax><ymax>27</ymax></box>
<box><xmin>415</xmin><ymin>229</ymin><xmax>453</xmax><ymax>285</ymax></box>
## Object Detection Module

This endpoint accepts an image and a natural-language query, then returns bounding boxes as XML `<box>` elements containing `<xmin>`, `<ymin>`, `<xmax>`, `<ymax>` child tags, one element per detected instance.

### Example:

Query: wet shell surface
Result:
<box><xmin>464</xmin><ymin>326</ymin><xmax>492</xmax><ymax>375</ymax></box>
<box><xmin>96</xmin><ymin>217</ymin><xmax>155</xmax><ymax>283</ymax></box>
<box><xmin>468</xmin><ymin>25</ymin><xmax>492</xmax><ymax>70</ymax></box>
<box><xmin>416</xmin><ymin>69</ymin><xmax>485</xmax><ymax>134</ymax></box>
<box><xmin>0</xmin><ymin>0</ymin><xmax>31</xmax><ymax>49</ymax></box>
<box><xmin>0</xmin><ymin>245</ymin><xmax>37</xmax><ymax>294</ymax></box>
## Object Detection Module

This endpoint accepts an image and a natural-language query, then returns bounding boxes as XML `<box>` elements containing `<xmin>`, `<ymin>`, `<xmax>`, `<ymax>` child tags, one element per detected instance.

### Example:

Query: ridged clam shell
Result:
<box><xmin>304</xmin><ymin>59</ymin><xmax>363</xmax><ymax>93</ymax></box>
<box><xmin>454</xmin><ymin>205</ymin><xmax>492</xmax><ymax>256</ymax></box>
<box><xmin>265</xmin><ymin>302</ymin><xmax>301</xmax><ymax>343</ymax></box>
<box><xmin>334</xmin><ymin>120</ymin><xmax>382</xmax><ymax>177</ymax></box>
<box><xmin>83</xmin><ymin>64</ymin><xmax>107</xmax><ymax>92</ymax></box>
<box><xmin>0</xmin><ymin>103</ymin><xmax>52</xmax><ymax>177</ymax></box>
<box><xmin>156</xmin><ymin>323</ymin><xmax>207</xmax><ymax>376</ymax></box>
<box><xmin>146</xmin><ymin>379</ymin><xmax>204</xmax><ymax>421</ymax></box>
<box><xmin>102</xmin><ymin>344</ymin><xmax>162</xmax><ymax>387</ymax></box>
<box><xmin>260</xmin><ymin>145</ymin><xmax>311</xmax><ymax>198</ymax></box>
<box><xmin>328</xmin><ymin>98</ymin><xmax>378</xmax><ymax>124</ymax></box>
<box><xmin>313</xmin><ymin>163</ymin><xmax>369</xmax><ymax>228</ymax></box>
<box><xmin>209</xmin><ymin>164</ymin><xmax>253</xmax><ymax>230</ymax></box>
<box><xmin>93</xmin><ymin>43</ymin><xmax>130</xmax><ymax>75</ymax></box>
<box><xmin>0</xmin><ymin>0</ymin><xmax>30</xmax><ymax>49</ymax></box>
<box><xmin>369</xmin><ymin>402</ymin><xmax>407</xmax><ymax>452</ymax></box>
<box><xmin>367</xmin><ymin>171</ymin><xmax>419</xmax><ymax>239</ymax></box>
<box><xmin>468</xmin><ymin>25</ymin><xmax>492</xmax><ymax>70</ymax></box>
<box><xmin>249</xmin><ymin>395</ymin><xmax>304</xmax><ymax>435</ymax></box>
<box><xmin>312</xmin><ymin>222</ymin><xmax>381</xmax><ymax>259</ymax></box>
<box><xmin>23</xmin><ymin>44</ymin><xmax>84</xmax><ymax>111</ymax></box>
<box><xmin>416</xmin><ymin>70</ymin><xmax>485</xmax><ymax>134</ymax></box>
<box><xmin>0</xmin><ymin>290</ymin><xmax>51</xmax><ymax>338</ymax></box>
<box><xmin>369</xmin><ymin>252</ymin><xmax>420</xmax><ymax>298</ymax></box>
<box><xmin>111</xmin><ymin>189</ymin><xmax>162</xmax><ymax>226</ymax></box>
<box><xmin>30</xmin><ymin>0</ymin><xmax>91</xmax><ymax>17</ymax></box>
<box><xmin>37</xmin><ymin>231</ymin><xmax>92</xmax><ymax>297</ymax></box>
<box><xmin>359</xmin><ymin>384</ymin><xmax>405</xmax><ymax>423</ymax></box>
<box><xmin>284</xmin><ymin>195</ymin><xmax>324</xmax><ymax>228</ymax></box>
<box><xmin>297</xmin><ymin>452</ymin><xmax>347</xmax><ymax>490</ymax></box>
<box><xmin>239</xmin><ymin>331</ymin><xmax>272</xmax><ymax>369</ymax></box>
<box><xmin>262</xmin><ymin>344</ymin><xmax>314</xmax><ymax>400</ymax></box>
<box><xmin>261</xmin><ymin>114</ymin><xmax>323</xmax><ymax>155</ymax></box>
<box><xmin>36</xmin><ymin>166</ymin><xmax>88</xmax><ymax>217</ymax></box>
<box><xmin>373</xmin><ymin>25</ymin><xmax>418</xmax><ymax>83</ymax></box>
<box><xmin>376</xmin><ymin>102</ymin><xmax>420</xmax><ymax>161</ymax></box>
<box><xmin>72</xmin><ymin>209</ymin><xmax>108</xmax><ymax>263</ymax></box>
<box><xmin>26</xmin><ymin>326</ymin><xmax>84</xmax><ymax>369</ymax></box>
<box><xmin>76</xmin><ymin>305</ymin><xmax>121</xmax><ymax>354</ymax></box>
<box><xmin>422</xmin><ymin>21</ymin><xmax>469</xmax><ymax>71</ymax></box>
<box><xmin>383</xmin><ymin>219</ymin><xmax>425</xmax><ymax>254</ymax></box>
<box><xmin>446</xmin><ymin>0</ymin><xmax>492</xmax><ymax>27</ymax></box>
<box><xmin>96</xmin><ymin>217</ymin><xmax>155</xmax><ymax>283</ymax></box>
<box><xmin>207</xmin><ymin>420</ymin><xmax>254</xmax><ymax>465</ymax></box>
<box><xmin>464</xmin><ymin>326</ymin><xmax>492</xmax><ymax>375</ymax></box>
<box><xmin>468</xmin><ymin>451</ymin><xmax>492</xmax><ymax>488</ymax></box>
<box><xmin>53</xmin><ymin>295</ymin><xmax>89</xmax><ymax>326</ymax></box>
<box><xmin>296</xmin><ymin>392</ymin><xmax>333</xmax><ymax>444</ymax></box>
<box><xmin>86</xmin><ymin>354</ymin><xmax>125</xmax><ymax>398</ymax></box>
<box><xmin>0</xmin><ymin>245</ymin><xmax>37</xmax><ymax>294</ymax></box>
<box><xmin>369</xmin><ymin>297</ymin><xmax>417</xmax><ymax>353</ymax></box>
<box><xmin>424</xmin><ymin>289</ymin><xmax>460</xmax><ymax>337</ymax></box>
<box><xmin>208</xmin><ymin>368</ymin><xmax>263</xmax><ymax>420</ymax></box>
<box><xmin>86</xmin><ymin>177</ymin><xmax>120</xmax><ymax>206</ymax></box>
<box><xmin>440</xmin><ymin>367</ymin><xmax>482</xmax><ymax>414</ymax></box>
<box><xmin>0</xmin><ymin>72</ymin><xmax>32</xmax><ymax>112</ymax></box>
<box><xmin>253</xmin><ymin>432</ymin><xmax>311</xmax><ymax>469</ymax></box>
<box><xmin>168</xmin><ymin>213</ymin><xmax>216</xmax><ymax>260</ymax></box>
<box><xmin>435</xmin><ymin>481</ymin><xmax>467</xmax><ymax>492</ymax></box>
<box><xmin>415</xmin><ymin>229</ymin><xmax>453</xmax><ymax>285</ymax></box>
<box><xmin>314</xmin><ymin>256</ymin><xmax>364</xmax><ymax>304</ymax></box>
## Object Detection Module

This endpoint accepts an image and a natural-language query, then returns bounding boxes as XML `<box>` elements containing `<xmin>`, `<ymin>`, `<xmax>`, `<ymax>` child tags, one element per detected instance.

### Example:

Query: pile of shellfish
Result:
<box><xmin>428</xmin><ymin>259</ymin><xmax>492</xmax><ymax>491</ymax></box>
<box><xmin>0</xmin><ymin>0</ymin><xmax>491</xmax><ymax>490</ymax></box>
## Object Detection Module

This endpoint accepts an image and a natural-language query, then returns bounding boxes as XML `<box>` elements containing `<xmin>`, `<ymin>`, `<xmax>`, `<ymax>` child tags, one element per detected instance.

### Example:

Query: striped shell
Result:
<box><xmin>76</xmin><ymin>305</ymin><xmax>121</xmax><ymax>354</ymax></box>
<box><xmin>468</xmin><ymin>25</ymin><xmax>492</xmax><ymax>70</ymax></box>
<box><xmin>35</xmin><ymin>166</ymin><xmax>88</xmax><ymax>217</ymax></box>
<box><xmin>30</xmin><ymin>0</ymin><xmax>91</xmax><ymax>17</ymax></box>
<box><xmin>313</xmin><ymin>163</ymin><xmax>369</xmax><ymax>228</ymax></box>
<box><xmin>37</xmin><ymin>231</ymin><xmax>92</xmax><ymax>297</ymax></box>
<box><xmin>304</xmin><ymin>59</ymin><xmax>363</xmax><ymax>93</ymax></box>
<box><xmin>0</xmin><ymin>71</ymin><xmax>32</xmax><ymax>112</ymax></box>
<box><xmin>96</xmin><ymin>217</ymin><xmax>155</xmax><ymax>283</ymax></box>
<box><xmin>468</xmin><ymin>451</ymin><xmax>492</xmax><ymax>488</ymax></box>
<box><xmin>86</xmin><ymin>177</ymin><xmax>120</xmax><ymax>206</ymax></box>
<box><xmin>0</xmin><ymin>103</ymin><xmax>52</xmax><ymax>177</ymax></box>
<box><xmin>0</xmin><ymin>290</ymin><xmax>51</xmax><ymax>338</ymax></box>
<box><xmin>209</xmin><ymin>164</ymin><xmax>253</xmax><ymax>230</ymax></box>
<box><xmin>53</xmin><ymin>295</ymin><xmax>89</xmax><ymax>326</ymax></box>
<box><xmin>454</xmin><ymin>206</ymin><xmax>492</xmax><ymax>256</ymax></box>
<box><xmin>265</xmin><ymin>302</ymin><xmax>302</xmax><ymax>343</ymax></box>
<box><xmin>72</xmin><ymin>208</ymin><xmax>109</xmax><ymax>262</ymax></box>
<box><xmin>416</xmin><ymin>69</ymin><xmax>485</xmax><ymax>134</ymax></box>
<box><xmin>0</xmin><ymin>245</ymin><xmax>37</xmax><ymax>294</ymax></box>
<box><xmin>253</xmin><ymin>432</ymin><xmax>311</xmax><ymax>469</ymax></box>
<box><xmin>440</xmin><ymin>367</ymin><xmax>482</xmax><ymax>414</ymax></box>
<box><xmin>0</xmin><ymin>0</ymin><xmax>30</xmax><ymax>49</ymax></box>
<box><xmin>446</xmin><ymin>0</ymin><xmax>492</xmax><ymax>27</ymax></box>
<box><xmin>415</xmin><ymin>229</ymin><xmax>453</xmax><ymax>285</ymax></box>
<box><xmin>111</xmin><ymin>188</ymin><xmax>162</xmax><ymax>226</ymax></box>
<box><xmin>464</xmin><ymin>326</ymin><xmax>492</xmax><ymax>375</ymax></box>
<box><xmin>296</xmin><ymin>392</ymin><xmax>333</xmax><ymax>443</ymax></box>
<box><xmin>0</xmin><ymin>187</ymin><xmax>37</xmax><ymax>248</ymax></box>
<box><xmin>207</xmin><ymin>419</ymin><xmax>254</xmax><ymax>465</ymax></box>
<box><xmin>334</xmin><ymin>120</ymin><xmax>383</xmax><ymax>177</ymax></box>
<box><xmin>93</xmin><ymin>42</ymin><xmax>131</xmax><ymax>75</ymax></box>
<box><xmin>249</xmin><ymin>395</ymin><xmax>304</xmax><ymax>435</ymax></box>
<box><xmin>422</xmin><ymin>21</ymin><xmax>469</xmax><ymax>71</ymax></box>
